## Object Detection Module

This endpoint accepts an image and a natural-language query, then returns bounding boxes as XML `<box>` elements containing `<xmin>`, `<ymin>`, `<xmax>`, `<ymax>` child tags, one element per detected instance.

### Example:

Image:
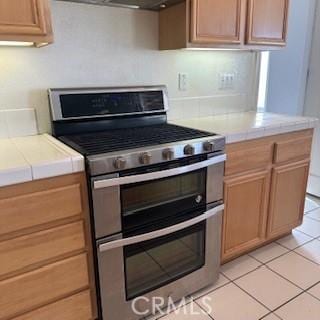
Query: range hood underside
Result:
<box><xmin>57</xmin><ymin>0</ymin><xmax>184</xmax><ymax>11</ymax></box>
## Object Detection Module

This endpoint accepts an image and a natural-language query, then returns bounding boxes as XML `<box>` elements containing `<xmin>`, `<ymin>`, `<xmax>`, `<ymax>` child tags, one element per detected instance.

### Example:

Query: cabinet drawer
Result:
<box><xmin>0</xmin><ymin>221</ymin><xmax>85</xmax><ymax>279</ymax></box>
<box><xmin>274</xmin><ymin>137</ymin><xmax>313</xmax><ymax>164</ymax></box>
<box><xmin>225</xmin><ymin>144</ymin><xmax>273</xmax><ymax>176</ymax></box>
<box><xmin>0</xmin><ymin>183</ymin><xmax>82</xmax><ymax>237</ymax></box>
<box><xmin>13</xmin><ymin>290</ymin><xmax>93</xmax><ymax>320</ymax></box>
<box><xmin>0</xmin><ymin>254</ymin><xmax>89</xmax><ymax>319</ymax></box>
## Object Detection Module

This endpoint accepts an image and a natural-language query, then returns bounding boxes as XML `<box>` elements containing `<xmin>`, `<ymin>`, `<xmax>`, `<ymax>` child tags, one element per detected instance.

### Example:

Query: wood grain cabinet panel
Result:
<box><xmin>0</xmin><ymin>0</ymin><xmax>53</xmax><ymax>45</ymax></box>
<box><xmin>0</xmin><ymin>221</ymin><xmax>85</xmax><ymax>279</ymax></box>
<box><xmin>191</xmin><ymin>0</ymin><xmax>245</xmax><ymax>44</ymax></box>
<box><xmin>0</xmin><ymin>254</ymin><xmax>89</xmax><ymax>319</ymax></box>
<box><xmin>13</xmin><ymin>290</ymin><xmax>93</xmax><ymax>320</ymax></box>
<box><xmin>222</xmin><ymin>170</ymin><xmax>270</xmax><ymax>261</ymax></box>
<box><xmin>274</xmin><ymin>136</ymin><xmax>313</xmax><ymax>164</ymax></box>
<box><xmin>0</xmin><ymin>183</ymin><xmax>83</xmax><ymax>238</ymax></box>
<box><xmin>267</xmin><ymin>160</ymin><xmax>310</xmax><ymax>239</ymax></box>
<box><xmin>225</xmin><ymin>144</ymin><xmax>273</xmax><ymax>176</ymax></box>
<box><xmin>246</xmin><ymin>0</ymin><xmax>289</xmax><ymax>45</ymax></box>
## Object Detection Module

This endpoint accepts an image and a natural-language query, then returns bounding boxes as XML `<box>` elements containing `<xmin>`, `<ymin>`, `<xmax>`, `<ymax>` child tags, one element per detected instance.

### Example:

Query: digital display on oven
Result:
<box><xmin>59</xmin><ymin>91</ymin><xmax>165</xmax><ymax>118</ymax></box>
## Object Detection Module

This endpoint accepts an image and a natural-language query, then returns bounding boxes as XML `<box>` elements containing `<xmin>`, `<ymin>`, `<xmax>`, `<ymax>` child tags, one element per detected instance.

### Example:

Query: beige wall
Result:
<box><xmin>0</xmin><ymin>1</ymin><xmax>258</xmax><ymax>133</ymax></box>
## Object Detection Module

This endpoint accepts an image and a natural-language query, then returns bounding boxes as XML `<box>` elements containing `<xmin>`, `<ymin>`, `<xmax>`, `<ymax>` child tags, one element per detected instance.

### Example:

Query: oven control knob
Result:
<box><xmin>114</xmin><ymin>157</ymin><xmax>127</xmax><ymax>170</ymax></box>
<box><xmin>162</xmin><ymin>148</ymin><xmax>175</xmax><ymax>160</ymax></box>
<box><xmin>184</xmin><ymin>144</ymin><xmax>195</xmax><ymax>156</ymax></box>
<box><xmin>140</xmin><ymin>152</ymin><xmax>152</xmax><ymax>165</ymax></box>
<box><xmin>203</xmin><ymin>141</ymin><xmax>215</xmax><ymax>152</ymax></box>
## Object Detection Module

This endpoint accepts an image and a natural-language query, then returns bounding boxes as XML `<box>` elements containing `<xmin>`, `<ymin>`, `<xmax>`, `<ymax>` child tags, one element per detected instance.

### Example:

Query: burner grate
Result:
<box><xmin>60</xmin><ymin>124</ymin><xmax>214</xmax><ymax>155</ymax></box>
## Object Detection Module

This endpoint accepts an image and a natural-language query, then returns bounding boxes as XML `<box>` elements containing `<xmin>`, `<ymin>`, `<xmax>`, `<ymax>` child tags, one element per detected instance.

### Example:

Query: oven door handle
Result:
<box><xmin>98</xmin><ymin>204</ymin><xmax>224</xmax><ymax>253</ymax></box>
<box><xmin>93</xmin><ymin>154</ymin><xmax>226</xmax><ymax>189</ymax></box>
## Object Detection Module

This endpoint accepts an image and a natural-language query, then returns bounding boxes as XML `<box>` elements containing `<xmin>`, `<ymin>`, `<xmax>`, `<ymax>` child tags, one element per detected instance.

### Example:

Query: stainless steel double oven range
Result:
<box><xmin>49</xmin><ymin>86</ymin><xmax>226</xmax><ymax>320</ymax></box>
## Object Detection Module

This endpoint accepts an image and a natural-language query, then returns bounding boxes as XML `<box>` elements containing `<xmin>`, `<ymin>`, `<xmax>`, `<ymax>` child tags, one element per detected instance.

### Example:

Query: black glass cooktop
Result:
<box><xmin>59</xmin><ymin>123</ymin><xmax>214</xmax><ymax>156</ymax></box>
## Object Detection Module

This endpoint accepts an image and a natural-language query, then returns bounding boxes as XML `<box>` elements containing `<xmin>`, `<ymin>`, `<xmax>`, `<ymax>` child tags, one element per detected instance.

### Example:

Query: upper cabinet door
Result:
<box><xmin>190</xmin><ymin>0</ymin><xmax>246</xmax><ymax>44</ymax></box>
<box><xmin>246</xmin><ymin>0</ymin><xmax>289</xmax><ymax>46</ymax></box>
<box><xmin>0</xmin><ymin>0</ymin><xmax>53</xmax><ymax>45</ymax></box>
<box><xmin>0</xmin><ymin>0</ymin><xmax>47</xmax><ymax>36</ymax></box>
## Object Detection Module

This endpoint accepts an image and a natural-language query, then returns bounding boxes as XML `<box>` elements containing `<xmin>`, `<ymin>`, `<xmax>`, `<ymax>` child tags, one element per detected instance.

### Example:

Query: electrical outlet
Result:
<box><xmin>179</xmin><ymin>73</ymin><xmax>188</xmax><ymax>91</ymax></box>
<box><xmin>219</xmin><ymin>73</ymin><xmax>235</xmax><ymax>90</ymax></box>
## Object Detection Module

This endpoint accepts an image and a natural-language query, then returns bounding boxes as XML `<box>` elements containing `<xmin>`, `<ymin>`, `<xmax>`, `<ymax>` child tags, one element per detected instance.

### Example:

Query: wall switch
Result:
<box><xmin>179</xmin><ymin>73</ymin><xmax>188</xmax><ymax>91</ymax></box>
<box><xmin>219</xmin><ymin>73</ymin><xmax>236</xmax><ymax>90</ymax></box>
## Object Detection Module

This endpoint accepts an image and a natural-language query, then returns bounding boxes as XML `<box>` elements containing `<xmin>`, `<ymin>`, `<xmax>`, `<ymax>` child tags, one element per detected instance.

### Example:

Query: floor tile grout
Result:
<box><xmin>293</xmin><ymin>227</ymin><xmax>320</xmax><ymax>240</ymax></box>
<box><xmin>303</xmin><ymin>215</ymin><xmax>320</xmax><ymax>223</ymax></box>
<box><xmin>270</xmin><ymin>280</ymin><xmax>320</xmax><ymax>316</ymax></box>
<box><xmin>231</xmin><ymin>280</ymin><xmax>273</xmax><ymax>314</ymax></box>
<box><xmin>194</xmin><ymin>300</ymin><xmax>215</xmax><ymax>320</ymax></box>
<box><xmin>304</xmin><ymin>206</ymin><xmax>320</xmax><ymax>214</ymax></box>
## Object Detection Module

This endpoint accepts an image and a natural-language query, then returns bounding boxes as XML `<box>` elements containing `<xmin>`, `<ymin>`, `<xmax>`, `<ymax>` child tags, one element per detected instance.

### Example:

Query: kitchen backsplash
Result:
<box><xmin>167</xmin><ymin>93</ymin><xmax>250</xmax><ymax>121</ymax></box>
<box><xmin>0</xmin><ymin>1</ymin><xmax>258</xmax><ymax>134</ymax></box>
<box><xmin>0</xmin><ymin>109</ymin><xmax>38</xmax><ymax>139</ymax></box>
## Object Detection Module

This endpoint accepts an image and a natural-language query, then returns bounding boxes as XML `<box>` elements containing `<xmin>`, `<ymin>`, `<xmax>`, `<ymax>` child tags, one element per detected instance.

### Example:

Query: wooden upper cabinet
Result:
<box><xmin>190</xmin><ymin>0</ymin><xmax>245</xmax><ymax>44</ymax></box>
<box><xmin>246</xmin><ymin>0</ymin><xmax>289</xmax><ymax>46</ymax></box>
<box><xmin>0</xmin><ymin>0</ymin><xmax>53</xmax><ymax>46</ymax></box>
<box><xmin>159</xmin><ymin>0</ymin><xmax>290</xmax><ymax>50</ymax></box>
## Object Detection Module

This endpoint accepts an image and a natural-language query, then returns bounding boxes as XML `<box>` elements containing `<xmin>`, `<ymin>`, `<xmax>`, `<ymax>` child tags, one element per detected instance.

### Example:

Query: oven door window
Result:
<box><xmin>121</xmin><ymin>169</ymin><xmax>206</xmax><ymax>231</ymax></box>
<box><xmin>124</xmin><ymin>221</ymin><xmax>206</xmax><ymax>300</ymax></box>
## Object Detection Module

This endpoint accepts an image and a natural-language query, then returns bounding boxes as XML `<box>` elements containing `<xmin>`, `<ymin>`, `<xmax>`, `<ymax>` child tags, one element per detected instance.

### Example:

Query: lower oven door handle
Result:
<box><xmin>93</xmin><ymin>154</ymin><xmax>226</xmax><ymax>189</ymax></box>
<box><xmin>98</xmin><ymin>204</ymin><xmax>224</xmax><ymax>252</ymax></box>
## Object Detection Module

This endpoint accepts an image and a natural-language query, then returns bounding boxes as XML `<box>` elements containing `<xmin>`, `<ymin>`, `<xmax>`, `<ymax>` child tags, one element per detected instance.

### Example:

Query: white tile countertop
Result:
<box><xmin>0</xmin><ymin>134</ymin><xmax>84</xmax><ymax>188</ymax></box>
<box><xmin>171</xmin><ymin>111</ymin><xmax>319</xmax><ymax>144</ymax></box>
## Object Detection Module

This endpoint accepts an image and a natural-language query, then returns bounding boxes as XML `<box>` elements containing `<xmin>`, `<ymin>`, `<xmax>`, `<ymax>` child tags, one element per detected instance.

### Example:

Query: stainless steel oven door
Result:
<box><xmin>92</xmin><ymin>154</ymin><xmax>225</xmax><ymax>238</ymax></box>
<box><xmin>97</xmin><ymin>204</ymin><xmax>223</xmax><ymax>320</ymax></box>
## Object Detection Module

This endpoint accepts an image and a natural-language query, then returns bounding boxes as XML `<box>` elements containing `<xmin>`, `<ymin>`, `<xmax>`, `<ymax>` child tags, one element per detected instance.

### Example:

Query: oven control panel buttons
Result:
<box><xmin>162</xmin><ymin>148</ymin><xmax>175</xmax><ymax>160</ymax></box>
<box><xmin>203</xmin><ymin>141</ymin><xmax>215</xmax><ymax>152</ymax></box>
<box><xmin>140</xmin><ymin>152</ymin><xmax>152</xmax><ymax>165</ymax></box>
<box><xmin>114</xmin><ymin>157</ymin><xmax>127</xmax><ymax>170</ymax></box>
<box><xmin>184</xmin><ymin>144</ymin><xmax>195</xmax><ymax>155</ymax></box>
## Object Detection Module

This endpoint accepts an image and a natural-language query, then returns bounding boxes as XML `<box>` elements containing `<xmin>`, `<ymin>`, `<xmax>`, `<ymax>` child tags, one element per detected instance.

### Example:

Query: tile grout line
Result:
<box><xmin>246</xmin><ymin>243</ymin><xmax>320</xmax><ymax>284</ymax></box>
<box><xmin>230</xmin><ymin>279</ymin><xmax>273</xmax><ymax>315</ymax></box>
<box><xmin>270</xmin><ymin>280</ymin><xmax>320</xmax><ymax>316</ymax></box>
<box><xmin>303</xmin><ymin>215</ymin><xmax>320</xmax><ymax>223</ymax></box>
<box><xmin>294</xmin><ymin>227</ymin><xmax>320</xmax><ymax>239</ymax></box>
<box><xmin>194</xmin><ymin>300</ymin><xmax>215</xmax><ymax>320</ymax></box>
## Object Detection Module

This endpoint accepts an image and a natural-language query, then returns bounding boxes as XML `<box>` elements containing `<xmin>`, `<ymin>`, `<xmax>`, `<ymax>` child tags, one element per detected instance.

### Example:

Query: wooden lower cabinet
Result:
<box><xmin>267</xmin><ymin>160</ymin><xmax>310</xmax><ymax>239</ymax></box>
<box><xmin>222</xmin><ymin>129</ymin><xmax>313</xmax><ymax>263</ymax></box>
<box><xmin>13</xmin><ymin>291</ymin><xmax>93</xmax><ymax>320</ymax></box>
<box><xmin>222</xmin><ymin>170</ymin><xmax>270</xmax><ymax>261</ymax></box>
<box><xmin>0</xmin><ymin>173</ymin><xmax>96</xmax><ymax>320</ymax></box>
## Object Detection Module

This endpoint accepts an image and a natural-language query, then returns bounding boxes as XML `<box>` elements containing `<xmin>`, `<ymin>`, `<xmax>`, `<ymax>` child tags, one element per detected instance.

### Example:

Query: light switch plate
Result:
<box><xmin>179</xmin><ymin>73</ymin><xmax>188</xmax><ymax>91</ymax></box>
<box><xmin>219</xmin><ymin>73</ymin><xmax>236</xmax><ymax>90</ymax></box>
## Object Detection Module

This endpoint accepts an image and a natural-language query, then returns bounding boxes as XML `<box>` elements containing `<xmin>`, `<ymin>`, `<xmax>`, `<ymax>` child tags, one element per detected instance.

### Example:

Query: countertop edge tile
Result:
<box><xmin>171</xmin><ymin>112</ymin><xmax>319</xmax><ymax>144</ymax></box>
<box><xmin>0</xmin><ymin>134</ymin><xmax>84</xmax><ymax>188</ymax></box>
<box><xmin>43</xmin><ymin>134</ymin><xmax>85</xmax><ymax>173</ymax></box>
<box><xmin>0</xmin><ymin>166</ymin><xmax>33</xmax><ymax>187</ymax></box>
<box><xmin>31</xmin><ymin>158</ymin><xmax>74</xmax><ymax>180</ymax></box>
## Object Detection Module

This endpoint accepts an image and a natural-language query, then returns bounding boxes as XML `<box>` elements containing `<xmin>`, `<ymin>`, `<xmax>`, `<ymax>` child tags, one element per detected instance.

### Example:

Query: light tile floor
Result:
<box><xmin>150</xmin><ymin>195</ymin><xmax>320</xmax><ymax>320</ymax></box>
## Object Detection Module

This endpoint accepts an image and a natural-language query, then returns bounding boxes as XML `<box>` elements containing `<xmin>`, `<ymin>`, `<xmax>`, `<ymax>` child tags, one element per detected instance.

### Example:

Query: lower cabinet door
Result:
<box><xmin>222</xmin><ymin>170</ymin><xmax>270</xmax><ymax>262</ymax></box>
<box><xmin>267</xmin><ymin>160</ymin><xmax>310</xmax><ymax>239</ymax></box>
<box><xmin>12</xmin><ymin>291</ymin><xmax>93</xmax><ymax>320</ymax></box>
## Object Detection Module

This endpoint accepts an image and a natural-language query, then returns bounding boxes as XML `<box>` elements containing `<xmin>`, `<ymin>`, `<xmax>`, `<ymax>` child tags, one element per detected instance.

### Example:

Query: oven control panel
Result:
<box><xmin>89</xmin><ymin>136</ymin><xmax>225</xmax><ymax>176</ymax></box>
